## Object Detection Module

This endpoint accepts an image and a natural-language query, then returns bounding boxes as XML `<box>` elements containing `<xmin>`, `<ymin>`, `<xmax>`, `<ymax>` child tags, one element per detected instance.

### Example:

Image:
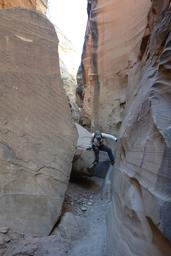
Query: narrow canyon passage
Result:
<box><xmin>0</xmin><ymin>172</ymin><xmax>111</xmax><ymax>256</ymax></box>
<box><xmin>0</xmin><ymin>1</ymin><xmax>171</xmax><ymax>256</ymax></box>
<box><xmin>57</xmin><ymin>174</ymin><xmax>109</xmax><ymax>256</ymax></box>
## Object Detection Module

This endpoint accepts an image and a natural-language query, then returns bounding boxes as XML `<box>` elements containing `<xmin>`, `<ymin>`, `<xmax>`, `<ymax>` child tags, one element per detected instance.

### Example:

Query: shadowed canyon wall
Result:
<box><xmin>0</xmin><ymin>2</ymin><xmax>77</xmax><ymax>235</ymax></box>
<box><xmin>78</xmin><ymin>0</ymin><xmax>171</xmax><ymax>255</ymax></box>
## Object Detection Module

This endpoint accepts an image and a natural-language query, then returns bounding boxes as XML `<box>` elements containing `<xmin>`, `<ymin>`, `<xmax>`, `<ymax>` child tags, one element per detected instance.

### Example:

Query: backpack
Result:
<box><xmin>92</xmin><ymin>131</ymin><xmax>103</xmax><ymax>146</ymax></box>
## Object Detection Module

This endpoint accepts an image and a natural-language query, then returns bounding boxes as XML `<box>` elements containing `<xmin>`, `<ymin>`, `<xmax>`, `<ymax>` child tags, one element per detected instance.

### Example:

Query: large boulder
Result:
<box><xmin>73</xmin><ymin>123</ymin><xmax>94</xmax><ymax>174</ymax></box>
<box><xmin>0</xmin><ymin>8</ymin><xmax>77</xmax><ymax>235</ymax></box>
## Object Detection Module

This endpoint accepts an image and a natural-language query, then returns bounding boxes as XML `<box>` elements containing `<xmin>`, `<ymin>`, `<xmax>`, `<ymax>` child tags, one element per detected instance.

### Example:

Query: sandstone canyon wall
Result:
<box><xmin>78</xmin><ymin>0</ymin><xmax>171</xmax><ymax>255</ymax></box>
<box><xmin>56</xmin><ymin>26</ymin><xmax>80</xmax><ymax>122</ymax></box>
<box><xmin>0</xmin><ymin>0</ymin><xmax>47</xmax><ymax>14</ymax></box>
<box><xmin>77</xmin><ymin>0</ymin><xmax>151</xmax><ymax>133</ymax></box>
<box><xmin>0</xmin><ymin>3</ymin><xmax>77</xmax><ymax>235</ymax></box>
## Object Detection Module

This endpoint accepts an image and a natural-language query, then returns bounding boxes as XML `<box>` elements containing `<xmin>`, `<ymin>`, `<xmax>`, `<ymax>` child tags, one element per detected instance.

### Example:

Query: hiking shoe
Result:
<box><xmin>92</xmin><ymin>160</ymin><xmax>98</xmax><ymax>166</ymax></box>
<box><xmin>111</xmin><ymin>160</ymin><xmax>115</xmax><ymax>166</ymax></box>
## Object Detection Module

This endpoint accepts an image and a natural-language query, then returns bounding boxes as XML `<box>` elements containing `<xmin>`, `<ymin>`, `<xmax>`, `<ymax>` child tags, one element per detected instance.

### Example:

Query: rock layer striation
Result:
<box><xmin>0</xmin><ymin>8</ymin><xmax>77</xmax><ymax>235</ymax></box>
<box><xmin>78</xmin><ymin>0</ymin><xmax>171</xmax><ymax>255</ymax></box>
<box><xmin>77</xmin><ymin>0</ymin><xmax>151</xmax><ymax>132</ymax></box>
<box><xmin>108</xmin><ymin>5</ymin><xmax>171</xmax><ymax>255</ymax></box>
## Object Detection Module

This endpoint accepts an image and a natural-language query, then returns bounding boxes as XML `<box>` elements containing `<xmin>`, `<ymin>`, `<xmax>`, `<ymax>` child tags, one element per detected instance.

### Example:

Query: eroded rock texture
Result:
<box><xmin>78</xmin><ymin>0</ymin><xmax>171</xmax><ymax>255</ymax></box>
<box><xmin>107</xmin><ymin>3</ymin><xmax>171</xmax><ymax>256</ymax></box>
<box><xmin>0</xmin><ymin>0</ymin><xmax>47</xmax><ymax>14</ymax></box>
<box><xmin>77</xmin><ymin>0</ymin><xmax>151</xmax><ymax>132</ymax></box>
<box><xmin>0</xmin><ymin>8</ymin><xmax>77</xmax><ymax>235</ymax></box>
<box><xmin>56</xmin><ymin>27</ymin><xmax>80</xmax><ymax>122</ymax></box>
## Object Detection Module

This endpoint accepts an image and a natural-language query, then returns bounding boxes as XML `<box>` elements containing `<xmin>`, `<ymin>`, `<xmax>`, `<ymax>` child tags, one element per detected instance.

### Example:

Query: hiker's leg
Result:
<box><xmin>92</xmin><ymin>145</ymin><xmax>99</xmax><ymax>163</ymax></box>
<box><xmin>100</xmin><ymin>144</ymin><xmax>115</xmax><ymax>162</ymax></box>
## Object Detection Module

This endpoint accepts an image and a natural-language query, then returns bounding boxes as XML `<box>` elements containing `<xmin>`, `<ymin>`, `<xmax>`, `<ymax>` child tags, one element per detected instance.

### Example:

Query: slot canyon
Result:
<box><xmin>0</xmin><ymin>1</ymin><xmax>171</xmax><ymax>256</ymax></box>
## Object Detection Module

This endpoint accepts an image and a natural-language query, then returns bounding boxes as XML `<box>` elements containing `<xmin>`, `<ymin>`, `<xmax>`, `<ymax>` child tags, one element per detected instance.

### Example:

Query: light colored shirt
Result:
<box><xmin>75</xmin><ymin>123</ymin><xmax>117</xmax><ymax>150</ymax></box>
<box><xmin>91</xmin><ymin>132</ymin><xmax>117</xmax><ymax>147</ymax></box>
<box><xmin>92</xmin><ymin>132</ymin><xmax>117</xmax><ymax>141</ymax></box>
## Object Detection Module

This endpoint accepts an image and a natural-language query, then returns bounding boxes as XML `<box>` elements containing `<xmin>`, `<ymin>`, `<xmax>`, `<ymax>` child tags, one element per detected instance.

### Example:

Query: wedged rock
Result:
<box><xmin>73</xmin><ymin>123</ymin><xmax>94</xmax><ymax>175</ymax></box>
<box><xmin>0</xmin><ymin>8</ymin><xmax>77</xmax><ymax>235</ymax></box>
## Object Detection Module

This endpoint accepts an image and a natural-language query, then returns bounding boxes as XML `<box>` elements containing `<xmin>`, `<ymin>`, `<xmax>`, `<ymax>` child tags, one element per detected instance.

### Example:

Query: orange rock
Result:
<box><xmin>0</xmin><ymin>0</ymin><xmax>47</xmax><ymax>14</ymax></box>
<box><xmin>77</xmin><ymin>0</ymin><xmax>151</xmax><ymax>132</ymax></box>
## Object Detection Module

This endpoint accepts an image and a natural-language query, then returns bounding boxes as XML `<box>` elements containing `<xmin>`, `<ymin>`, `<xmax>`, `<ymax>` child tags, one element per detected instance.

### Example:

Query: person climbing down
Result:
<box><xmin>87</xmin><ymin>130</ymin><xmax>117</xmax><ymax>166</ymax></box>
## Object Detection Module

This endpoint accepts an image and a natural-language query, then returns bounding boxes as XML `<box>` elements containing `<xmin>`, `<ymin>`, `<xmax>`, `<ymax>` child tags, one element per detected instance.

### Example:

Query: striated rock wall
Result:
<box><xmin>78</xmin><ymin>0</ymin><xmax>171</xmax><ymax>255</ymax></box>
<box><xmin>77</xmin><ymin>0</ymin><xmax>151</xmax><ymax>133</ymax></box>
<box><xmin>0</xmin><ymin>8</ymin><xmax>77</xmax><ymax>235</ymax></box>
<box><xmin>107</xmin><ymin>2</ymin><xmax>171</xmax><ymax>256</ymax></box>
<box><xmin>0</xmin><ymin>0</ymin><xmax>47</xmax><ymax>14</ymax></box>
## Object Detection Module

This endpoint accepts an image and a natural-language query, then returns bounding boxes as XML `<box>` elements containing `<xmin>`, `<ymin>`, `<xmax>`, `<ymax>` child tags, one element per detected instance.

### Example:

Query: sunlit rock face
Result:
<box><xmin>78</xmin><ymin>0</ymin><xmax>171</xmax><ymax>255</ymax></box>
<box><xmin>0</xmin><ymin>8</ymin><xmax>77</xmax><ymax>235</ymax></box>
<box><xmin>77</xmin><ymin>0</ymin><xmax>151</xmax><ymax>132</ymax></box>
<box><xmin>0</xmin><ymin>0</ymin><xmax>47</xmax><ymax>14</ymax></box>
<box><xmin>56</xmin><ymin>27</ymin><xmax>80</xmax><ymax>122</ymax></box>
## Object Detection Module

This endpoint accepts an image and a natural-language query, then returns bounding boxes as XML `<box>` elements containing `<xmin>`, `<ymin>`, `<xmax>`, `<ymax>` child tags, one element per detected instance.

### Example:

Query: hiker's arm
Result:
<box><xmin>101</xmin><ymin>133</ymin><xmax>117</xmax><ymax>142</ymax></box>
